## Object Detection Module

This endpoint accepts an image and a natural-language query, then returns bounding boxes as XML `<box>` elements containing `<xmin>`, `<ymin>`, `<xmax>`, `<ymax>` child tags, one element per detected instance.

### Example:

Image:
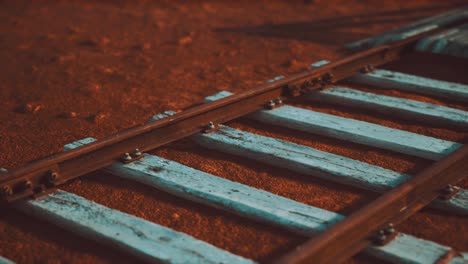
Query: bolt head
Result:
<box><xmin>275</xmin><ymin>98</ymin><xmax>283</xmax><ymax>104</ymax></box>
<box><xmin>444</xmin><ymin>185</ymin><xmax>454</xmax><ymax>193</ymax></box>
<box><xmin>267</xmin><ymin>100</ymin><xmax>276</xmax><ymax>108</ymax></box>
<box><xmin>374</xmin><ymin>231</ymin><xmax>388</xmax><ymax>245</ymax></box>
<box><xmin>208</xmin><ymin>122</ymin><xmax>215</xmax><ymax>129</ymax></box>
<box><xmin>133</xmin><ymin>149</ymin><xmax>142</xmax><ymax>157</ymax></box>
<box><xmin>384</xmin><ymin>224</ymin><xmax>395</xmax><ymax>235</ymax></box>
<box><xmin>378</xmin><ymin>235</ymin><xmax>387</xmax><ymax>243</ymax></box>
<box><xmin>0</xmin><ymin>186</ymin><xmax>13</xmax><ymax>197</ymax></box>
<box><xmin>377</xmin><ymin>234</ymin><xmax>387</xmax><ymax>244</ymax></box>
<box><xmin>48</xmin><ymin>172</ymin><xmax>59</xmax><ymax>182</ymax></box>
<box><xmin>34</xmin><ymin>185</ymin><xmax>46</xmax><ymax>194</ymax></box>
<box><xmin>325</xmin><ymin>72</ymin><xmax>333</xmax><ymax>78</ymax></box>
<box><xmin>315</xmin><ymin>77</ymin><xmax>321</xmax><ymax>83</ymax></box>
<box><xmin>123</xmin><ymin>153</ymin><xmax>132</xmax><ymax>161</ymax></box>
<box><xmin>360</xmin><ymin>66</ymin><xmax>370</xmax><ymax>74</ymax></box>
<box><xmin>22</xmin><ymin>180</ymin><xmax>32</xmax><ymax>189</ymax></box>
<box><xmin>385</xmin><ymin>227</ymin><xmax>395</xmax><ymax>235</ymax></box>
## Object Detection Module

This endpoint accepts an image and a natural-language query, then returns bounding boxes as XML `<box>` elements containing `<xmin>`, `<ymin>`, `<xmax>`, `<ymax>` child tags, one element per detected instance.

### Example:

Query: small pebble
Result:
<box><xmin>142</xmin><ymin>42</ymin><xmax>152</xmax><ymax>50</ymax></box>
<box><xmin>20</xmin><ymin>103</ymin><xmax>42</xmax><ymax>114</ymax></box>
<box><xmin>178</xmin><ymin>36</ymin><xmax>192</xmax><ymax>45</ymax></box>
<box><xmin>201</xmin><ymin>3</ymin><xmax>215</xmax><ymax>12</ymax></box>
<box><xmin>198</xmin><ymin>71</ymin><xmax>206</xmax><ymax>80</ymax></box>
<box><xmin>79</xmin><ymin>83</ymin><xmax>101</xmax><ymax>95</ymax></box>
<box><xmin>100</xmin><ymin>37</ymin><xmax>111</xmax><ymax>46</ymax></box>
<box><xmin>38</xmin><ymin>33</ymin><xmax>57</xmax><ymax>40</ymax></box>
<box><xmin>58</xmin><ymin>111</ymin><xmax>77</xmax><ymax>118</ymax></box>
<box><xmin>101</xmin><ymin>67</ymin><xmax>114</xmax><ymax>74</ymax></box>
<box><xmin>66</xmin><ymin>26</ymin><xmax>81</xmax><ymax>34</ymax></box>
<box><xmin>24</xmin><ymin>65</ymin><xmax>38</xmax><ymax>73</ymax></box>
<box><xmin>18</xmin><ymin>43</ymin><xmax>31</xmax><ymax>50</ymax></box>
<box><xmin>92</xmin><ymin>112</ymin><xmax>110</xmax><ymax>123</ymax></box>
<box><xmin>283</xmin><ymin>59</ymin><xmax>299</xmax><ymax>68</ymax></box>
<box><xmin>57</xmin><ymin>54</ymin><xmax>76</xmax><ymax>63</ymax></box>
<box><xmin>172</xmin><ymin>213</ymin><xmax>180</xmax><ymax>220</ymax></box>
<box><xmin>80</xmin><ymin>38</ymin><xmax>98</xmax><ymax>46</ymax></box>
<box><xmin>80</xmin><ymin>37</ymin><xmax>110</xmax><ymax>47</ymax></box>
<box><xmin>133</xmin><ymin>42</ymin><xmax>151</xmax><ymax>51</ymax></box>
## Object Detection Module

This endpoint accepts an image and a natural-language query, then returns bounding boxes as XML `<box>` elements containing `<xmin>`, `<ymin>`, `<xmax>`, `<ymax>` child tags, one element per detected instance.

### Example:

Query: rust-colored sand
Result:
<box><xmin>0</xmin><ymin>1</ymin><xmax>467</xmax><ymax>263</ymax></box>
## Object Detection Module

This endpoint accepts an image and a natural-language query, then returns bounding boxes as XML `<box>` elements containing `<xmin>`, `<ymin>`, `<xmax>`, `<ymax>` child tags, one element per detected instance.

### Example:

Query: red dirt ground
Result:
<box><xmin>0</xmin><ymin>1</ymin><xmax>467</xmax><ymax>263</ymax></box>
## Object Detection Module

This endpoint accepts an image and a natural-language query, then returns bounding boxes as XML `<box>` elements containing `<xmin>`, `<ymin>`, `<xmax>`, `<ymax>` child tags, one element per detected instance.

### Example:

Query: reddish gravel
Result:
<box><xmin>0</xmin><ymin>1</ymin><xmax>467</xmax><ymax>263</ymax></box>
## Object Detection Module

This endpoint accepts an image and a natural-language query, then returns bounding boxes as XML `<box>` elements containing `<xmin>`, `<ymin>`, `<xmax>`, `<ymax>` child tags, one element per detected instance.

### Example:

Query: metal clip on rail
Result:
<box><xmin>439</xmin><ymin>184</ymin><xmax>460</xmax><ymax>200</ymax></box>
<box><xmin>266</xmin><ymin>98</ymin><xmax>283</xmax><ymax>110</ymax></box>
<box><xmin>203</xmin><ymin>122</ymin><xmax>220</xmax><ymax>134</ymax></box>
<box><xmin>0</xmin><ymin>168</ymin><xmax>59</xmax><ymax>202</ymax></box>
<box><xmin>288</xmin><ymin>72</ymin><xmax>335</xmax><ymax>97</ymax></box>
<box><xmin>120</xmin><ymin>149</ymin><xmax>144</xmax><ymax>164</ymax></box>
<box><xmin>372</xmin><ymin>223</ymin><xmax>397</xmax><ymax>246</ymax></box>
<box><xmin>360</xmin><ymin>64</ymin><xmax>375</xmax><ymax>74</ymax></box>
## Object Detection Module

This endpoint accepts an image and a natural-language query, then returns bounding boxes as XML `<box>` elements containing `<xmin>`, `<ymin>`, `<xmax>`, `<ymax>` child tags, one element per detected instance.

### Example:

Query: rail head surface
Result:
<box><xmin>275</xmin><ymin>144</ymin><xmax>468</xmax><ymax>264</ymax></box>
<box><xmin>0</xmin><ymin>20</ymin><xmax>465</xmax><ymax>204</ymax></box>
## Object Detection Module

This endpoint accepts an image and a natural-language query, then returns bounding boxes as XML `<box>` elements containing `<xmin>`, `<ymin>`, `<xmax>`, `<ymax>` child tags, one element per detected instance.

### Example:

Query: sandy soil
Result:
<box><xmin>0</xmin><ymin>1</ymin><xmax>467</xmax><ymax>263</ymax></box>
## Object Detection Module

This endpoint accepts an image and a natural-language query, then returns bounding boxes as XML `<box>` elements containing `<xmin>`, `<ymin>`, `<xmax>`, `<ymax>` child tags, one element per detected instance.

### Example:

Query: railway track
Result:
<box><xmin>1</xmin><ymin>6</ymin><xmax>468</xmax><ymax>264</ymax></box>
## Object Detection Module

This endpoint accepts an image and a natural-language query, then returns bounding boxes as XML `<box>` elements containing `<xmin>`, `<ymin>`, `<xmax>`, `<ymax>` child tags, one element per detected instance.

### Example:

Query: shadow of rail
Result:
<box><xmin>214</xmin><ymin>4</ymin><xmax>466</xmax><ymax>46</ymax></box>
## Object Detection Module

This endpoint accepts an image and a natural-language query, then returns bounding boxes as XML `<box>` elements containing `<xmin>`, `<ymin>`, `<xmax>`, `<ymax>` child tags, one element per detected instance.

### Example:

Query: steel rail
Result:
<box><xmin>275</xmin><ymin>144</ymin><xmax>468</xmax><ymax>264</ymax></box>
<box><xmin>0</xmin><ymin>23</ymin><xmax>463</xmax><ymax>204</ymax></box>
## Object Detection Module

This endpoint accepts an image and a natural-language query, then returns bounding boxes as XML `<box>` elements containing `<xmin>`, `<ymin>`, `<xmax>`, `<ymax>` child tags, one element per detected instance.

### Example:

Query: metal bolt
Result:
<box><xmin>443</xmin><ymin>184</ymin><xmax>454</xmax><ymax>194</ymax></box>
<box><xmin>123</xmin><ymin>152</ymin><xmax>132</xmax><ymax>161</ymax></box>
<box><xmin>274</xmin><ymin>98</ymin><xmax>283</xmax><ymax>105</ymax></box>
<box><xmin>375</xmin><ymin>230</ymin><xmax>387</xmax><ymax>245</ymax></box>
<box><xmin>34</xmin><ymin>185</ymin><xmax>46</xmax><ymax>194</ymax></box>
<box><xmin>267</xmin><ymin>100</ymin><xmax>276</xmax><ymax>109</ymax></box>
<box><xmin>322</xmin><ymin>73</ymin><xmax>334</xmax><ymax>83</ymax></box>
<box><xmin>303</xmin><ymin>80</ymin><xmax>312</xmax><ymax>88</ymax></box>
<box><xmin>0</xmin><ymin>185</ymin><xmax>13</xmax><ymax>197</ymax></box>
<box><xmin>440</xmin><ymin>184</ymin><xmax>459</xmax><ymax>200</ymax></box>
<box><xmin>360</xmin><ymin>65</ymin><xmax>374</xmax><ymax>74</ymax></box>
<box><xmin>48</xmin><ymin>171</ymin><xmax>59</xmax><ymax>183</ymax></box>
<box><xmin>133</xmin><ymin>148</ymin><xmax>142</xmax><ymax>157</ymax></box>
<box><xmin>203</xmin><ymin>122</ymin><xmax>218</xmax><ymax>134</ymax></box>
<box><xmin>288</xmin><ymin>85</ymin><xmax>302</xmax><ymax>96</ymax></box>
<box><xmin>21</xmin><ymin>180</ymin><xmax>32</xmax><ymax>190</ymax></box>
<box><xmin>384</xmin><ymin>223</ymin><xmax>395</xmax><ymax>235</ymax></box>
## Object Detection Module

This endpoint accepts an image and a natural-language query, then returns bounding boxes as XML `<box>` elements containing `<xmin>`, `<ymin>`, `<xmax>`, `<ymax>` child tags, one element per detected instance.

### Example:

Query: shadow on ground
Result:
<box><xmin>215</xmin><ymin>5</ymin><xmax>464</xmax><ymax>46</ymax></box>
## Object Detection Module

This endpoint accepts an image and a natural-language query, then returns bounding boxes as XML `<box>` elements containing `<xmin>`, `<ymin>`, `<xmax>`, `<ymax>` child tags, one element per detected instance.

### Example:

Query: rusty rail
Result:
<box><xmin>0</xmin><ymin>23</ymin><xmax>463</xmax><ymax>204</ymax></box>
<box><xmin>276</xmin><ymin>144</ymin><xmax>468</xmax><ymax>264</ymax></box>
